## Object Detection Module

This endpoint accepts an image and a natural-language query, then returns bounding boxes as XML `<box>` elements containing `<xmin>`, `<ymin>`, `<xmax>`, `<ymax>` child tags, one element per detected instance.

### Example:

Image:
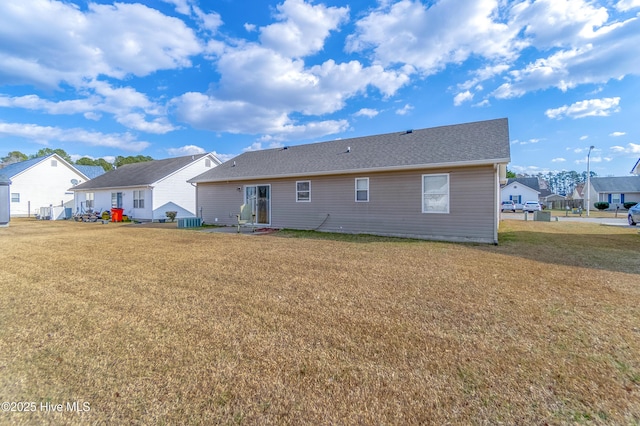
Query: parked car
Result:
<box><xmin>523</xmin><ymin>201</ymin><xmax>542</xmax><ymax>212</ymax></box>
<box><xmin>501</xmin><ymin>200</ymin><xmax>516</xmax><ymax>212</ymax></box>
<box><xmin>628</xmin><ymin>202</ymin><xmax>640</xmax><ymax>226</ymax></box>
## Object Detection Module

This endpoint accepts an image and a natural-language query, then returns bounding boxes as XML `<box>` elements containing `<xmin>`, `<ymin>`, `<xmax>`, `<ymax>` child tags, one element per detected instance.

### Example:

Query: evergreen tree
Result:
<box><xmin>31</xmin><ymin>148</ymin><xmax>73</xmax><ymax>163</ymax></box>
<box><xmin>0</xmin><ymin>151</ymin><xmax>28</xmax><ymax>166</ymax></box>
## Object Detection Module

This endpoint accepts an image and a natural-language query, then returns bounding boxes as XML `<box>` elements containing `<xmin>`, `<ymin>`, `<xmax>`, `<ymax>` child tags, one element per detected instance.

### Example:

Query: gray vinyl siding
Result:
<box><xmin>197</xmin><ymin>165</ymin><xmax>497</xmax><ymax>243</ymax></box>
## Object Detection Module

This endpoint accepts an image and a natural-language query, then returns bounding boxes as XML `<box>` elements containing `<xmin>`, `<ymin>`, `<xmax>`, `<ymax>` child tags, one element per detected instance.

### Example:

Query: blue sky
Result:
<box><xmin>0</xmin><ymin>0</ymin><xmax>639</xmax><ymax>177</ymax></box>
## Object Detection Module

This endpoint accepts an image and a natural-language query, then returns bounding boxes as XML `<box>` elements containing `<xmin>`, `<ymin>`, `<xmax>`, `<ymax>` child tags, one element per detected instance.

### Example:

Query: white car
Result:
<box><xmin>523</xmin><ymin>201</ymin><xmax>542</xmax><ymax>212</ymax></box>
<box><xmin>501</xmin><ymin>200</ymin><xmax>516</xmax><ymax>212</ymax></box>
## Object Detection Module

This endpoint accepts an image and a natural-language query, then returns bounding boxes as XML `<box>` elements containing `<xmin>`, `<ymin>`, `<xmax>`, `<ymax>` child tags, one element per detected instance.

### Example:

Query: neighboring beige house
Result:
<box><xmin>71</xmin><ymin>153</ymin><xmax>222</xmax><ymax>221</ymax></box>
<box><xmin>190</xmin><ymin>118</ymin><xmax>511</xmax><ymax>244</ymax></box>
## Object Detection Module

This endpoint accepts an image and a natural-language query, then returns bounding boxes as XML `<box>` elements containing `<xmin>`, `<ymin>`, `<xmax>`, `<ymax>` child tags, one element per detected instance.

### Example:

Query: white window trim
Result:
<box><xmin>296</xmin><ymin>180</ymin><xmax>311</xmax><ymax>203</ymax></box>
<box><xmin>422</xmin><ymin>173</ymin><xmax>450</xmax><ymax>214</ymax></box>
<box><xmin>11</xmin><ymin>193</ymin><xmax>20</xmax><ymax>203</ymax></box>
<box><xmin>85</xmin><ymin>193</ymin><xmax>94</xmax><ymax>209</ymax></box>
<box><xmin>133</xmin><ymin>190</ymin><xmax>145</xmax><ymax>209</ymax></box>
<box><xmin>355</xmin><ymin>177</ymin><xmax>369</xmax><ymax>202</ymax></box>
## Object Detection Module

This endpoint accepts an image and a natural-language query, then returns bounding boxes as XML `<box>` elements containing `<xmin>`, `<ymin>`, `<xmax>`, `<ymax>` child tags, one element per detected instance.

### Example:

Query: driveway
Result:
<box><xmin>500</xmin><ymin>212</ymin><xmax>633</xmax><ymax>227</ymax></box>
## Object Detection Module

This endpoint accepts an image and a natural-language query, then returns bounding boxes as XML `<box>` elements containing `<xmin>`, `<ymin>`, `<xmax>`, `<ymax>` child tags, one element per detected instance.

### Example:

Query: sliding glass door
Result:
<box><xmin>245</xmin><ymin>185</ymin><xmax>270</xmax><ymax>225</ymax></box>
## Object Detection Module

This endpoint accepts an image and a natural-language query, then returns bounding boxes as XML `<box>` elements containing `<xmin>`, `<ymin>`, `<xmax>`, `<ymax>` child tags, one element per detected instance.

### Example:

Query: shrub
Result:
<box><xmin>594</xmin><ymin>202</ymin><xmax>609</xmax><ymax>211</ymax></box>
<box><xmin>165</xmin><ymin>211</ymin><xmax>178</xmax><ymax>222</ymax></box>
<box><xmin>623</xmin><ymin>202</ymin><xmax>637</xmax><ymax>210</ymax></box>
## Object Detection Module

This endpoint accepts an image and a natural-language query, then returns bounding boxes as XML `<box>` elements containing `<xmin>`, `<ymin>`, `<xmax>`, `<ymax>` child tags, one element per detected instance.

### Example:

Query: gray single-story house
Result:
<box><xmin>190</xmin><ymin>118</ymin><xmax>511</xmax><ymax>244</ymax></box>
<box><xmin>586</xmin><ymin>176</ymin><xmax>640</xmax><ymax>208</ymax></box>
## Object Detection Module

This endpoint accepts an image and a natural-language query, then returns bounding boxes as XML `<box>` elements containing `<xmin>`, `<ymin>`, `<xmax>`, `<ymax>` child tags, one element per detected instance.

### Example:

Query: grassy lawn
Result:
<box><xmin>0</xmin><ymin>218</ymin><xmax>638</xmax><ymax>424</ymax></box>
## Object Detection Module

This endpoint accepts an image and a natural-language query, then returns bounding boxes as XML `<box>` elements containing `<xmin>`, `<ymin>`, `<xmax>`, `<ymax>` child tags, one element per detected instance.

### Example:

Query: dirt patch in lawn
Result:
<box><xmin>0</xmin><ymin>218</ymin><xmax>638</xmax><ymax>424</ymax></box>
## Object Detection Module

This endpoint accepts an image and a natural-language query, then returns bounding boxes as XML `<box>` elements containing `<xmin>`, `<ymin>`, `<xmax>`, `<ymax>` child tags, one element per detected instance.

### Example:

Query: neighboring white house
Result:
<box><xmin>501</xmin><ymin>178</ymin><xmax>540</xmax><ymax>209</ymax></box>
<box><xmin>0</xmin><ymin>154</ymin><xmax>104</xmax><ymax>217</ymax></box>
<box><xmin>70</xmin><ymin>153</ymin><xmax>222</xmax><ymax>221</ymax></box>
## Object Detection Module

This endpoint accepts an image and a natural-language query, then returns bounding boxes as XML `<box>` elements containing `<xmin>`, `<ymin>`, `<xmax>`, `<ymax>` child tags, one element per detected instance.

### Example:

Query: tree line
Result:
<box><xmin>508</xmin><ymin>169</ymin><xmax>597</xmax><ymax>197</ymax></box>
<box><xmin>0</xmin><ymin>149</ymin><xmax>153</xmax><ymax>172</ymax></box>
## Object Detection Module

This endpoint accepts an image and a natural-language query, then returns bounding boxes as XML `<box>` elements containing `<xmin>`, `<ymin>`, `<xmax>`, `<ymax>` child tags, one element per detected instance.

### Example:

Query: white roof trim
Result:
<box><xmin>192</xmin><ymin>158</ymin><xmax>511</xmax><ymax>183</ymax></box>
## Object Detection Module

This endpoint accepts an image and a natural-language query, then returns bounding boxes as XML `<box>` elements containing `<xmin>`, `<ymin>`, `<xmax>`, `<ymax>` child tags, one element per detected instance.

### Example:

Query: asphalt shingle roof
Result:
<box><xmin>0</xmin><ymin>156</ymin><xmax>46</xmax><ymax>177</ymax></box>
<box><xmin>506</xmin><ymin>177</ymin><xmax>541</xmax><ymax>192</ymax></box>
<box><xmin>590</xmin><ymin>176</ymin><xmax>640</xmax><ymax>193</ymax></box>
<box><xmin>191</xmin><ymin>118</ymin><xmax>510</xmax><ymax>183</ymax></box>
<box><xmin>75</xmin><ymin>165</ymin><xmax>106</xmax><ymax>180</ymax></box>
<box><xmin>72</xmin><ymin>154</ymin><xmax>207</xmax><ymax>190</ymax></box>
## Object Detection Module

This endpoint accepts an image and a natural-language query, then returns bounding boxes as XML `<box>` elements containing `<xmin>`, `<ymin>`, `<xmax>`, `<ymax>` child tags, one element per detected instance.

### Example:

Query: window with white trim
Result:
<box><xmin>296</xmin><ymin>181</ymin><xmax>310</xmax><ymax>202</ymax></box>
<box><xmin>85</xmin><ymin>193</ymin><xmax>94</xmax><ymax>209</ymax></box>
<box><xmin>133</xmin><ymin>190</ymin><xmax>145</xmax><ymax>208</ymax></box>
<box><xmin>422</xmin><ymin>174</ymin><xmax>449</xmax><ymax>213</ymax></box>
<box><xmin>355</xmin><ymin>178</ymin><xmax>369</xmax><ymax>202</ymax></box>
<box><xmin>11</xmin><ymin>193</ymin><xmax>20</xmax><ymax>203</ymax></box>
<box><xmin>111</xmin><ymin>192</ymin><xmax>123</xmax><ymax>208</ymax></box>
<box><xmin>51</xmin><ymin>160</ymin><xmax>57</xmax><ymax>167</ymax></box>
<box><xmin>205</xmin><ymin>159</ymin><xmax>211</xmax><ymax>167</ymax></box>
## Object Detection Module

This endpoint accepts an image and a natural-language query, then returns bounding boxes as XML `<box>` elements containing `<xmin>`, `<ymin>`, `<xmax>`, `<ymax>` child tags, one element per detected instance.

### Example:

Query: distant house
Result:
<box><xmin>632</xmin><ymin>158</ymin><xmax>640</xmax><ymax>175</ymax></box>
<box><xmin>1</xmin><ymin>154</ymin><xmax>104</xmax><ymax>217</ymax></box>
<box><xmin>0</xmin><ymin>173</ymin><xmax>10</xmax><ymax>226</ymax></box>
<box><xmin>586</xmin><ymin>176</ymin><xmax>640</xmax><ymax>209</ymax></box>
<box><xmin>70</xmin><ymin>153</ymin><xmax>222</xmax><ymax>221</ymax></box>
<box><xmin>190</xmin><ymin>118</ymin><xmax>511</xmax><ymax>244</ymax></box>
<box><xmin>571</xmin><ymin>183</ymin><xmax>585</xmax><ymax>203</ymax></box>
<box><xmin>501</xmin><ymin>178</ymin><xmax>540</xmax><ymax>209</ymax></box>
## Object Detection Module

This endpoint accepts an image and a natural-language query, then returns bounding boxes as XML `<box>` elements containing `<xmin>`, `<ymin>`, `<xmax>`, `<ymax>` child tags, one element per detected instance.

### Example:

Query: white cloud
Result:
<box><xmin>545</xmin><ymin>97</ymin><xmax>621</xmax><ymax>119</ymax></box>
<box><xmin>0</xmin><ymin>0</ymin><xmax>202</xmax><ymax>88</ymax></box>
<box><xmin>84</xmin><ymin>112</ymin><xmax>102</xmax><ymax>121</ymax></box>
<box><xmin>353</xmin><ymin>108</ymin><xmax>379</xmax><ymax>118</ymax></box>
<box><xmin>0</xmin><ymin>121</ymin><xmax>149</xmax><ymax>151</ymax></box>
<box><xmin>615</xmin><ymin>0</ymin><xmax>640</xmax><ymax>12</ymax></box>
<box><xmin>161</xmin><ymin>0</ymin><xmax>191</xmax><ymax>15</ymax></box>
<box><xmin>191</xmin><ymin>6</ymin><xmax>223</xmax><ymax>33</ymax></box>
<box><xmin>453</xmin><ymin>90</ymin><xmax>473</xmax><ymax>106</ymax></box>
<box><xmin>116</xmin><ymin>113</ymin><xmax>177</xmax><ymax>134</ymax></box>
<box><xmin>209</xmin><ymin>151</ymin><xmax>236</xmax><ymax>163</ymax></box>
<box><xmin>610</xmin><ymin>143</ymin><xmax>640</xmax><ymax>154</ymax></box>
<box><xmin>395</xmin><ymin>104</ymin><xmax>414</xmax><ymax>115</ymax></box>
<box><xmin>0</xmin><ymin>81</ymin><xmax>177</xmax><ymax>134</ymax></box>
<box><xmin>259</xmin><ymin>0</ymin><xmax>349</xmax><ymax>58</ymax></box>
<box><xmin>510</xmin><ymin>0</ymin><xmax>610</xmax><ymax>49</ymax></box>
<box><xmin>167</xmin><ymin>145</ymin><xmax>206</xmax><ymax>156</ymax></box>
<box><xmin>491</xmin><ymin>13</ymin><xmax>640</xmax><ymax>99</ymax></box>
<box><xmin>551</xmin><ymin>157</ymin><xmax>566</xmax><ymax>162</ymax></box>
<box><xmin>346</xmin><ymin>0</ymin><xmax>521</xmax><ymax>75</ymax></box>
<box><xmin>171</xmin><ymin>92</ymin><xmax>349</xmax><ymax>141</ymax></box>
<box><xmin>511</xmin><ymin>138</ymin><xmax>542</xmax><ymax>145</ymax></box>
<box><xmin>609</xmin><ymin>131</ymin><xmax>626</xmax><ymax>137</ymax></box>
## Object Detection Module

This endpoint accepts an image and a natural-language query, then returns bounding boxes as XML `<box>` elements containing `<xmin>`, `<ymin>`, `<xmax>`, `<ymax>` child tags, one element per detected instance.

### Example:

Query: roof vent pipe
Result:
<box><xmin>406</xmin><ymin>129</ymin><xmax>413</xmax><ymax>134</ymax></box>
<box><xmin>232</xmin><ymin>161</ymin><xmax>236</xmax><ymax>167</ymax></box>
<box><xmin>347</xmin><ymin>146</ymin><xmax>351</xmax><ymax>153</ymax></box>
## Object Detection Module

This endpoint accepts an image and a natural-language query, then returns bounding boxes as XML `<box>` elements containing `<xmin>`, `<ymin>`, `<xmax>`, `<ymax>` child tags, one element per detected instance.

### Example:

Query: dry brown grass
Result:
<box><xmin>0</xmin><ymin>218</ymin><xmax>638</xmax><ymax>425</ymax></box>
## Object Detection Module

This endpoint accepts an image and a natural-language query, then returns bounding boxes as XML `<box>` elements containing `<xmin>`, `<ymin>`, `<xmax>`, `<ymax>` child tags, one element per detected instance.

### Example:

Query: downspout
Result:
<box><xmin>494</xmin><ymin>164</ymin><xmax>500</xmax><ymax>245</ymax></box>
<box><xmin>190</xmin><ymin>182</ymin><xmax>199</xmax><ymax>219</ymax></box>
<box><xmin>148</xmin><ymin>185</ymin><xmax>153</xmax><ymax>222</ymax></box>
